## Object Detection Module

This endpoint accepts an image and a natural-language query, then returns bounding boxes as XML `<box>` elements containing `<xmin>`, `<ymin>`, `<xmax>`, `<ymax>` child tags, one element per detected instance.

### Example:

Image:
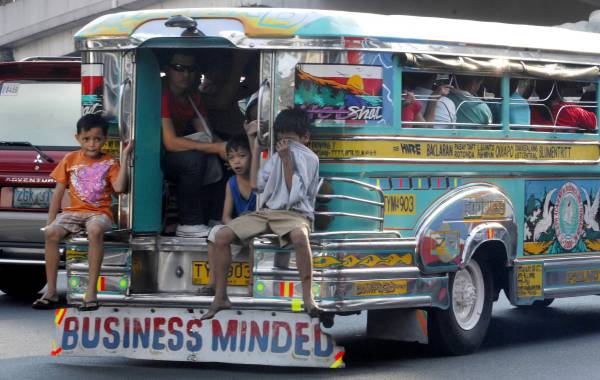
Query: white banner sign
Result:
<box><xmin>53</xmin><ymin>307</ymin><xmax>344</xmax><ymax>368</ymax></box>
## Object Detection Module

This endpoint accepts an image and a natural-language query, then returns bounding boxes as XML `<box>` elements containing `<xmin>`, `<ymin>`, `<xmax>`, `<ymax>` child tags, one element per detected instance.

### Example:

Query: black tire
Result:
<box><xmin>515</xmin><ymin>298</ymin><xmax>554</xmax><ymax>309</ymax></box>
<box><xmin>0</xmin><ymin>264</ymin><xmax>47</xmax><ymax>298</ymax></box>
<box><xmin>428</xmin><ymin>257</ymin><xmax>494</xmax><ymax>355</ymax></box>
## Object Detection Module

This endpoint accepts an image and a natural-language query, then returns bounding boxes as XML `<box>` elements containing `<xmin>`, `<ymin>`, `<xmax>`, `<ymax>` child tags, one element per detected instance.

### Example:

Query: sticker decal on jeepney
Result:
<box><xmin>524</xmin><ymin>180</ymin><xmax>600</xmax><ymax>255</ymax></box>
<box><xmin>516</xmin><ymin>263</ymin><xmax>543</xmax><ymax>297</ymax></box>
<box><xmin>54</xmin><ymin>308</ymin><xmax>345</xmax><ymax>368</ymax></box>
<box><xmin>421</xmin><ymin>230</ymin><xmax>461</xmax><ymax>264</ymax></box>
<box><xmin>354</xmin><ymin>280</ymin><xmax>408</xmax><ymax>296</ymax></box>
<box><xmin>309</xmin><ymin>140</ymin><xmax>599</xmax><ymax>162</ymax></box>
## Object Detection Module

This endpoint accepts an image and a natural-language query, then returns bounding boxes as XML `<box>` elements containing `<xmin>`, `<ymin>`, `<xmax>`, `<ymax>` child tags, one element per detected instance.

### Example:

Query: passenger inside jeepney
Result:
<box><xmin>160</xmin><ymin>50</ymin><xmax>227</xmax><ymax>238</ymax></box>
<box><xmin>404</xmin><ymin>72</ymin><xmax>455</xmax><ymax>128</ymax></box>
<box><xmin>529</xmin><ymin>80</ymin><xmax>597</xmax><ymax>132</ymax></box>
<box><xmin>447</xmin><ymin>75</ymin><xmax>493</xmax><ymax>127</ymax></box>
<box><xmin>483</xmin><ymin>77</ymin><xmax>531</xmax><ymax>126</ymax></box>
<box><xmin>160</xmin><ymin>49</ymin><xmax>260</xmax><ymax>237</ymax></box>
<box><xmin>200</xmin><ymin>50</ymin><xmax>259</xmax><ymax>140</ymax></box>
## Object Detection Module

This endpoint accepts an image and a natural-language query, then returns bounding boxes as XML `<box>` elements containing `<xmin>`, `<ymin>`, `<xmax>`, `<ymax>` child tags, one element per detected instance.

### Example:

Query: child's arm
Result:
<box><xmin>47</xmin><ymin>182</ymin><xmax>66</xmax><ymax>225</ymax></box>
<box><xmin>112</xmin><ymin>141</ymin><xmax>134</xmax><ymax>193</ymax></box>
<box><xmin>249</xmin><ymin>140</ymin><xmax>262</xmax><ymax>190</ymax></box>
<box><xmin>276</xmin><ymin>139</ymin><xmax>294</xmax><ymax>192</ymax></box>
<box><xmin>222</xmin><ymin>183</ymin><xmax>234</xmax><ymax>224</ymax></box>
<box><xmin>245</xmin><ymin>120</ymin><xmax>263</xmax><ymax>190</ymax></box>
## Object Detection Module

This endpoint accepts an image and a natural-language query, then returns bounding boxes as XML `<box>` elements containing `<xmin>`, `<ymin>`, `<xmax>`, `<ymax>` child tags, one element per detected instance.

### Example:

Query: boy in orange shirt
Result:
<box><xmin>32</xmin><ymin>113</ymin><xmax>132</xmax><ymax>311</ymax></box>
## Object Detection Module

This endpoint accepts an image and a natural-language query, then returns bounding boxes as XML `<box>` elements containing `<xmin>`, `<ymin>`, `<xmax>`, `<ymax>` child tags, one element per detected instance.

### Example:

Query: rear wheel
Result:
<box><xmin>0</xmin><ymin>264</ymin><xmax>47</xmax><ymax>298</ymax></box>
<box><xmin>429</xmin><ymin>257</ymin><xmax>493</xmax><ymax>355</ymax></box>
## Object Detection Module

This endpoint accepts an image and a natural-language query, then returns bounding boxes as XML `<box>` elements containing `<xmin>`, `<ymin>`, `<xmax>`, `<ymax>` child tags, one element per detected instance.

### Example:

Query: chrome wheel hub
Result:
<box><xmin>452</xmin><ymin>261</ymin><xmax>485</xmax><ymax>330</ymax></box>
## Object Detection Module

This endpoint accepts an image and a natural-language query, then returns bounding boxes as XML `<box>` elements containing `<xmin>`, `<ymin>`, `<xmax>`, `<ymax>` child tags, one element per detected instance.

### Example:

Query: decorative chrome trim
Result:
<box><xmin>544</xmin><ymin>284</ymin><xmax>600</xmax><ymax>298</ymax></box>
<box><xmin>461</xmin><ymin>222</ymin><xmax>512</xmax><ymax>265</ymax></box>
<box><xmin>415</xmin><ymin>183</ymin><xmax>517</xmax><ymax>272</ymax></box>
<box><xmin>254</xmin><ymin>266</ymin><xmax>421</xmax><ymax>278</ymax></box>
<box><xmin>69</xmin><ymin>293</ymin><xmax>433</xmax><ymax>312</ymax></box>
<box><xmin>319</xmin><ymin>176</ymin><xmax>385</xmax><ymax>229</ymax></box>
<box><xmin>77</xmin><ymin>36</ymin><xmax>600</xmax><ymax>66</ymax></box>
<box><xmin>317</xmin><ymin>194</ymin><xmax>384</xmax><ymax>206</ymax></box>
<box><xmin>315</xmin><ymin>212</ymin><xmax>383</xmax><ymax>222</ymax></box>
<box><xmin>0</xmin><ymin>259</ymin><xmax>46</xmax><ymax>265</ymax></box>
<box><xmin>515</xmin><ymin>253</ymin><xmax>600</xmax><ymax>263</ymax></box>
<box><xmin>68</xmin><ymin>265</ymin><xmax>130</xmax><ymax>274</ymax></box>
<box><xmin>254</xmin><ymin>239</ymin><xmax>416</xmax><ymax>251</ymax></box>
<box><xmin>309</xmin><ymin>230</ymin><xmax>402</xmax><ymax>238</ymax></box>
<box><xmin>0</xmin><ymin>247</ymin><xmax>45</xmax><ymax>254</ymax></box>
<box><xmin>325</xmin><ymin>176</ymin><xmax>384</xmax><ymax>191</ymax></box>
<box><xmin>542</xmin><ymin>257</ymin><xmax>600</xmax><ymax>269</ymax></box>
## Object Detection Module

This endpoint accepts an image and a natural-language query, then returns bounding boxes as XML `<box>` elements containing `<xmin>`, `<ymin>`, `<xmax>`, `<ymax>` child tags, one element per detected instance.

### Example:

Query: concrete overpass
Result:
<box><xmin>2</xmin><ymin>0</ymin><xmax>600</xmax><ymax>61</ymax></box>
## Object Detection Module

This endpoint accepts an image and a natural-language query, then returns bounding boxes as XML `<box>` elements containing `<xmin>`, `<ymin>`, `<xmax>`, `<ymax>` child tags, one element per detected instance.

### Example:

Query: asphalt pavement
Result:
<box><xmin>1</xmin><ymin>273</ymin><xmax>600</xmax><ymax>379</ymax></box>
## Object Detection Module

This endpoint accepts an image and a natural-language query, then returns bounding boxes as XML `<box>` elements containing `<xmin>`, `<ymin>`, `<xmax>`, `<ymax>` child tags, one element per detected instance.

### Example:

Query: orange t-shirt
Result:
<box><xmin>50</xmin><ymin>150</ymin><xmax>120</xmax><ymax>220</ymax></box>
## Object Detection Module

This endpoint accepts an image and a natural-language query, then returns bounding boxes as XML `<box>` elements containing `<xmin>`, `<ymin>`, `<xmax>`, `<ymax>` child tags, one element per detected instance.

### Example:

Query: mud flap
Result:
<box><xmin>367</xmin><ymin>308</ymin><xmax>428</xmax><ymax>344</ymax></box>
<box><xmin>52</xmin><ymin>307</ymin><xmax>344</xmax><ymax>368</ymax></box>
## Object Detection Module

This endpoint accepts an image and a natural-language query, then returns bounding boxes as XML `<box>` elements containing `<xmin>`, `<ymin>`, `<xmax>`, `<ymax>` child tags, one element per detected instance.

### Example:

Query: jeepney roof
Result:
<box><xmin>75</xmin><ymin>8</ymin><xmax>600</xmax><ymax>59</ymax></box>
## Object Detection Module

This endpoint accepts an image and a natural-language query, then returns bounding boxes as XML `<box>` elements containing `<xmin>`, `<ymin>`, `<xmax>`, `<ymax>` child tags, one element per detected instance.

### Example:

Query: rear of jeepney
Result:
<box><xmin>57</xmin><ymin>9</ymin><xmax>447</xmax><ymax>367</ymax></box>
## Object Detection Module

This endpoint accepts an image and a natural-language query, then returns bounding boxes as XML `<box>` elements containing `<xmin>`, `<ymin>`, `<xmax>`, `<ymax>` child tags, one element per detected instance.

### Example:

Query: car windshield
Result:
<box><xmin>0</xmin><ymin>80</ymin><xmax>80</xmax><ymax>147</ymax></box>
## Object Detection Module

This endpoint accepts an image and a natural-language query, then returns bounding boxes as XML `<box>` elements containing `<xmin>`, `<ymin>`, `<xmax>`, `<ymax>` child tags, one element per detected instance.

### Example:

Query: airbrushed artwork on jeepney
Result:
<box><xmin>294</xmin><ymin>55</ymin><xmax>393</xmax><ymax>126</ymax></box>
<box><xmin>81</xmin><ymin>63</ymin><xmax>104</xmax><ymax>115</ymax></box>
<box><xmin>524</xmin><ymin>180</ymin><xmax>600</xmax><ymax>255</ymax></box>
<box><xmin>419</xmin><ymin>188</ymin><xmax>513</xmax><ymax>269</ymax></box>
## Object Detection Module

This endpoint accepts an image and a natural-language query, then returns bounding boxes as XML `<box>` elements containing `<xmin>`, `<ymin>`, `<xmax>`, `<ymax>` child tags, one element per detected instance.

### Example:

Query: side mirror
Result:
<box><xmin>164</xmin><ymin>15</ymin><xmax>204</xmax><ymax>37</ymax></box>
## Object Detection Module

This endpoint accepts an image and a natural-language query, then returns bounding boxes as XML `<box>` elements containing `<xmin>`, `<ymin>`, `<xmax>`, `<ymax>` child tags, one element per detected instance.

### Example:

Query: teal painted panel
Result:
<box><xmin>138</xmin><ymin>37</ymin><xmax>235</xmax><ymax>49</ymax></box>
<box><xmin>132</xmin><ymin>48</ymin><xmax>162</xmax><ymax>233</ymax></box>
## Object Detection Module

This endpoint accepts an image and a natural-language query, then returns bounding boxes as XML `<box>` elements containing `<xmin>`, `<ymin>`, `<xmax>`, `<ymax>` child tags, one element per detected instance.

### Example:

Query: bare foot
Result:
<box><xmin>304</xmin><ymin>297</ymin><xmax>322</xmax><ymax>318</ymax></box>
<box><xmin>201</xmin><ymin>299</ymin><xmax>232</xmax><ymax>320</ymax></box>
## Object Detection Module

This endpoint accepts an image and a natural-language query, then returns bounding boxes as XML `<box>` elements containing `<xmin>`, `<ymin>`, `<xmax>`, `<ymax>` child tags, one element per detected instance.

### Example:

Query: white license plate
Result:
<box><xmin>12</xmin><ymin>187</ymin><xmax>53</xmax><ymax>208</ymax></box>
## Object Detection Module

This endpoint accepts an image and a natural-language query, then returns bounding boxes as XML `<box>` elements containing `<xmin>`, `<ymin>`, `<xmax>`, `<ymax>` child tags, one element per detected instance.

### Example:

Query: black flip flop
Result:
<box><xmin>78</xmin><ymin>300</ymin><xmax>100</xmax><ymax>311</ymax></box>
<box><xmin>32</xmin><ymin>297</ymin><xmax>61</xmax><ymax>310</ymax></box>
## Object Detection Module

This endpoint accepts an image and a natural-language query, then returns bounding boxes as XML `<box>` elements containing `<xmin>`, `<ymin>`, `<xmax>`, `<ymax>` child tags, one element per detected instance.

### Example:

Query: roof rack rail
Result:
<box><xmin>19</xmin><ymin>56</ymin><xmax>81</xmax><ymax>62</ymax></box>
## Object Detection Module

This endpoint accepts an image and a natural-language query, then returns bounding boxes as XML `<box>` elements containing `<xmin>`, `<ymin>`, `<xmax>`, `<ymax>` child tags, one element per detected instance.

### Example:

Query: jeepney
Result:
<box><xmin>53</xmin><ymin>8</ymin><xmax>600</xmax><ymax>368</ymax></box>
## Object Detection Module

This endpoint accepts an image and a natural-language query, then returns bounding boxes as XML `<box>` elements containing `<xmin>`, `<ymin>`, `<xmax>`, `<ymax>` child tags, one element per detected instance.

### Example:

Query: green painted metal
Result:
<box><xmin>138</xmin><ymin>37</ymin><xmax>235</xmax><ymax>49</ymax></box>
<box><xmin>132</xmin><ymin>48</ymin><xmax>163</xmax><ymax>233</ymax></box>
<box><xmin>501</xmin><ymin>75</ymin><xmax>510</xmax><ymax>131</ymax></box>
<box><xmin>393</xmin><ymin>55</ymin><xmax>402</xmax><ymax>128</ymax></box>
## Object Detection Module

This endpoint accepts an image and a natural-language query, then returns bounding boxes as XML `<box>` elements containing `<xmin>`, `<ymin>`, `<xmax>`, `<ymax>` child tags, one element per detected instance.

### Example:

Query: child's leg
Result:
<box><xmin>85</xmin><ymin>223</ymin><xmax>105</xmax><ymax>303</ymax></box>
<box><xmin>42</xmin><ymin>226</ymin><xmax>69</xmax><ymax>300</ymax></box>
<box><xmin>202</xmin><ymin>226</ymin><xmax>236</xmax><ymax>320</ymax></box>
<box><xmin>84</xmin><ymin>215</ymin><xmax>112</xmax><ymax>303</ymax></box>
<box><xmin>207</xmin><ymin>241</ymin><xmax>215</xmax><ymax>287</ymax></box>
<box><xmin>288</xmin><ymin>226</ymin><xmax>319</xmax><ymax>316</ymax></box>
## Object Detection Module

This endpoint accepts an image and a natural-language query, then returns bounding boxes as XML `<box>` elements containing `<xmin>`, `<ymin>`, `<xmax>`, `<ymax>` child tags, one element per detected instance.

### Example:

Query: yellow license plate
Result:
<box><xmin>192</xmin><ymin>261</ymin><xmax>250</xmax><ymax>286</ymax></box>
<box><xmin>355</xmin><ymin>280</ymin><xmax>408</xmax><ymax>297</ymax></box>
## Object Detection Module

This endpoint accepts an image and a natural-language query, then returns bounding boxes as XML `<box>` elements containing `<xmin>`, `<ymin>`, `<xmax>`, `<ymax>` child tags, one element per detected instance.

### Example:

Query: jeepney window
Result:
<box><xmin>401</xmin><ymin>71</ymin><xmax>499</xmax><ymax>130</ymax></box>
<box><xmin>0</xmin><ymin>80</ymin><xmax>80</xmax><ymax>147</ymax></box>
<box><xmin>524</xmin><ymin>79</ymin><xmax>598</xmax><ymax>133</ymax></box>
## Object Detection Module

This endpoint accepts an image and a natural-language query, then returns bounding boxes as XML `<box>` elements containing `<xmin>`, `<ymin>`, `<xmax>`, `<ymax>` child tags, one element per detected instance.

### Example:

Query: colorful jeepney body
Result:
<box><xmin>55</xmin><ymin>8</ymin><xmax>600</xmax><ymax>366</ymax></box>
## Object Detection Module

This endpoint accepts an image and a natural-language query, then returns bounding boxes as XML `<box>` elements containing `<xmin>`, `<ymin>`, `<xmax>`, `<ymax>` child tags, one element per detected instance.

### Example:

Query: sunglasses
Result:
<box><xmin>168</xmin><ymin>63</ymin><xmax>199</xmax><ymax>73</ymax></box>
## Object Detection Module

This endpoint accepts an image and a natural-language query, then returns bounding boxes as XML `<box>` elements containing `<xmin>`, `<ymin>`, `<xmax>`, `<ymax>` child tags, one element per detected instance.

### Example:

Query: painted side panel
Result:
<box><xmin>132</xmin><ymin>49</ymin><xmax>162</xmax><ymax>233</ymax></box>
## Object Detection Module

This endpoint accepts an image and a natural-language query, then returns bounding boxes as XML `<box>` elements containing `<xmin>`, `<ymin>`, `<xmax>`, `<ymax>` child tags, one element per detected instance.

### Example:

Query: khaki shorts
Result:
<box><xmin>226</xmin><ymin>209</ymin><xmax>311</xmax><ymax>247</ymax></box>
<box><xmin>47</xmin><ymin>211</ymin><xmax>113</xmax><ymax>235</ymax></box>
